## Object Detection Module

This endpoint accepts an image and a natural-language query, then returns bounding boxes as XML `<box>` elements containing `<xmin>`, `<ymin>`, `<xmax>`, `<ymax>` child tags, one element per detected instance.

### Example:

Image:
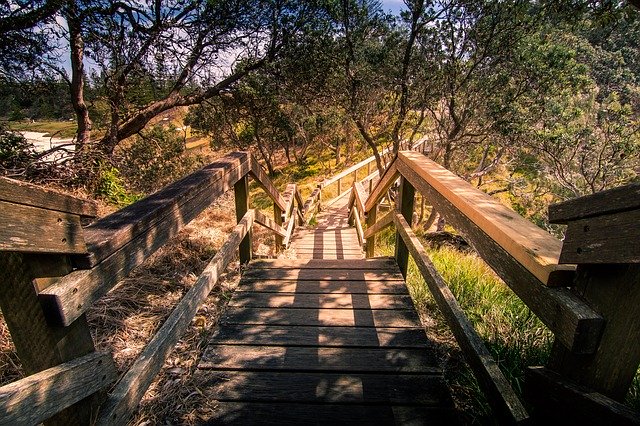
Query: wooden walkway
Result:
<box><xmin>287</xmin><ymin>193</ymin><xmax>364</xmax><ymax>259</ymax></box>
<box><xmin>197</xmin><ymin>194</ymin><xmax>457</xmax><ymax>424</ymax></box>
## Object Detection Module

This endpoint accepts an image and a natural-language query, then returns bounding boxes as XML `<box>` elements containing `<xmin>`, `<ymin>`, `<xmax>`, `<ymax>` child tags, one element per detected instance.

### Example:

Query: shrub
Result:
<box><xmin>0</xmin><ymin>126</ymin><xmax>37</xmax><ymax>174</ymax></box>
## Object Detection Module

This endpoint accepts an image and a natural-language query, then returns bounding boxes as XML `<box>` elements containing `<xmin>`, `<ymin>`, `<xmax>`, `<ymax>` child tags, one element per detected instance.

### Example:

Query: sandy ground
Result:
<box><xmin>20</xmin><ymin>131</ymin><xmax>75</xmax><ymax>162</ymax></box>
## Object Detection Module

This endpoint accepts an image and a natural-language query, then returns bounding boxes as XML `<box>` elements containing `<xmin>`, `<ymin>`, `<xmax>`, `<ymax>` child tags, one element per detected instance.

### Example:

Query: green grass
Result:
<box><xmin>5</xmin><ymin>120</ymin><xmax>79</xmax><ymax>139</ymax></box>
<box><xmin>375</xmin><ymin>226</ymin><xmax>640</xmax><ymax>419</ymax></box>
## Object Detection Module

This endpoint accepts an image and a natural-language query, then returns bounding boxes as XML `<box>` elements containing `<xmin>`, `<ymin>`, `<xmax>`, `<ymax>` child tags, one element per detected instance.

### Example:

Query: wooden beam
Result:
<box><xmin>398</xmin><ymin>151</ymin><xmax>574</xmax><ymax>287</ymax></box>
<box><xmin>395</xmin><ymin>177</ymin><xmax>415</xmax><ymax>279</ymax></box>
<box><xmin>40</xmin><ymin>156</ymin><xmax>251</xmax><ymax>327</ymax></box>
<box><xmin>249</xmin><ymin>155</ymin><xmax>287</xmax><ymax>211</ymax></box>
<box><xmin>254</xmin><ymin>209</ymin><xmax>287</xmax><ymax>239</ymax></box>
<box><xmin>365</xmin><ymin>161</ymin><xmax>399</xmax><ymax>212</ymax></box>
<box><xmin>364</xmin><ymin>210</ymin><xmax>394</xmax><ymax>240</ymax></box>
<box><xmin>559</xmin><ymin>209</ymin><xmax>640</xmax><ymax>264</ymax></box>
<box><xmin>394</xmin><ymin>213</ymin><xmax>530</xmax><ymax>424</ymax></box>
<box><xmin>0</xmin><ymin>201</ymin><xmax>86</xmax><ymax>254</ymax></box>
<box><xmin>396</xmin><ymin>159</ymin><xmax>604</xmax><ymax>354</ymax></box>
<box><xmin>76</xmin><ymin>152</ymin><xmax>251</xmax><ymax>267</ymax></box>
<box><xmin>548</xmin><ymin>182</ymin><xmax>640</xmax><ymax>224</ymax></box>
<box><xmin>235</xmin><ymin>175</ymin><xmax>251</xmax><ymax>265</ymax></box>
<box><xmin>353</xmin><ymin>181</ymin><xmax>366</xmax><ymax>221</ymax></box>
<box><xmin>0</xmin><ymin>352</ymin><xmax>116</xmax><ymax>426</ymax></box>
<box><xmin>0</xmin><ymin>253</ymin><xmax>101</xmax><ymax>425</ymax></box>
<box><xmin>365</xmin><ymin>205</ymin><xmax>377</xmax><ymax>258</ymax></box>
<box><xmin>525</xmin><ymin>367</ymin><xmax>640</xmax><ymax>425</ymax></box>
<box><xmin>352</xmin><ymin>206</ymin><xmax>364</xmax><ymax>246</ymax></box>
<box><xmin>96</xmin><ymin>210</ymin><xmax>255</xmax><ymax>426</ymax></box>
<box><xmin>0</xmin><ymin>177</ymin><xmax>97</xmax><ymax>218</ymax></box>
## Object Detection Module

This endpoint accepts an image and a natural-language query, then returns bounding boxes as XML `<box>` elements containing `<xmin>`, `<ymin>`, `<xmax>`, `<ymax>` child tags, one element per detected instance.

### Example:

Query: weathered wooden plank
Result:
<box><xmin>283</xmin><ymin>216</ymin><xmax>296</xmax><ymax>248</ymax></box>
<box><xmin>397</xmin><ymin>157</ymin><xmax>604</xmax><ymax>354</ymax></box>
<box><xmin>199</xmin><ymin>345</ymin><xmax>440</xmax><ymax>373</ymax></box>
<box><xmin>548</xmin><ymin>182</ymin><xmax>640</xmax><ymax>224</ymax></box>
<box><xmin>365</xmin><ymin>161</ymin><xmax>399</xmax><ymax>212</ymax></box>
<box><xmin>395</xmin><ymin>177</ymin><xmax>415</xmax><ymax>279</ymax></box>
<box><xmin>248</xmin><ymin>258</ymin><xmax>397</xmax><ymax>270</ymax></box>
<box><xmin>96</xmin><ymin>210</ymin><xmax>255</xmax><ymax>426</ymax></box>
<box><xmin>254</xmin><ymin>209</ymin><xmax>287</xmax><ymax>239</ymax></box>
<box><xmin>222</xmin><ymin>307</ymin><xmax>420</xmax><ymax>328</ymax></box>
<box><xmin>351</xmin><ymin>204</ymin><xmax>365</xmax><ymax>246</ymax></box>
<box><xmin>249</xmin><ymin>155</ymin><xmax>287</xmax><ymax>211</ymax></box>
<box><xmin>302</xmin><ymin>186</ymin><xmax>321</xmax><ymax>219</ymax></box>
<box><xmin>0</xmin><ymin>253</ymin><xmax>100</xmax><ymax>425</ymax></box>
<box><xmin>238</xmin><ymin>279</ymin><xmax>408</xmax><ymax>294</ymax></box>
<box><xmin>394</xmin><ymin>213</ymin><xmax>530</xmax><ymax>424</ymax></box>
<box><xmin>228</xmin><ymin>292</ymin><xmax>414</xmax><ymax>309</ymax></box>
<box><xmin>0</xmin><ymin>352</ymin><xmax>116</xmax><ymax>426</ymax></box>
<box><xmin>234</xmin><ymin>175</ymin><xmax>251</xmax><ymax>265</ymax></box>
<box><xmin>525</xmin><ymin>367</ymin><xmax>640</xmax><ymax>425</ymax></box>
<box><xmin>0</xmin><ymin>176</ymin><xmax>97</xmax><ymax>217</ymax></box>
<box><xmin>353</xmin><ymin>181</ymin><xmax>366</xmax><ymax>219</ymax></box>
<box><xmin>364</xmin><ymin>209</ymin><xmax>394</xmax><ymax>240</ymax></box>
<box><xmin>294</xmin><ymin>253</ymin><xmax>365</xmax><ymax>259</ymax></box>
<box><xmin>202</xmin><ymin>371</ymin><xmax>451</xmax><ymax>406</ymax></box>
<box><xmin>559</xmin><ymin>209</ymin><xmax>640</xmax><ymax>264</ymax></box>
<box><xmin>398</xmin><ymin>151</ymin><xmax>575</xmax><ymax>286</ymax></box>
<box><xmin>206</xmin><ymin>402</ymin><xmax>458</xmax><ymax>425</ymax></box>
<box><xmin>241</xmin><ymin>268</ymin><xmax>403</xmax><ymax>281</ymax></box>
<box><xmin>366</xmin><ymin>204</ymin><xmax>378</xmax><ymax>258</ymax></box>
<box><xmin>207</xmin><ymin>325</ymin><xmax>430</xmax><ymax>348</ymax></box>
<box><xmin>0</xmin><ymin>201</ymin><xmax>86</xmax><ymax>254</ymax></box>
<box><xmin>77</xmin><ymin>151</ymin><xmax>250</xmax><ymax>267</ymax></box>
<box><xmin>548</xmin><ymin>264</ymin><xmax>640</xmax><ymax>400</ymax></box>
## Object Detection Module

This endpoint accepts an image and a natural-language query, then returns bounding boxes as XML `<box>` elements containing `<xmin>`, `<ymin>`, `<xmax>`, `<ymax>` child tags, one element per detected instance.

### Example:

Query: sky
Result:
<box><xmin>380</xmin><ymin>0</ymin><xmax>406</xmax><ymax>15</ymax></box>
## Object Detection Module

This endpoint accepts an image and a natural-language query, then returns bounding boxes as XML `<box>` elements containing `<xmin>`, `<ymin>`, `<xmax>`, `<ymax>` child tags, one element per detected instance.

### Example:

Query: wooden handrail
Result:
<box><xmin>394</xmin><ymin>212</ymin><xmax>529</xmax><ymax>424</ymax></box>
<box><xmin>96</xmin><ymin>209</ymin><xmax>255</xmax><ymax>426</ymax></box>
<box><xmin>363</xmin><ymin>151</ymin><xmax>604</xmax><ymax>354</ymax></box>
<box><xmin>0</xmin><ymin>352</ymin><xmax>116</xmax><ymax>425</ymax></box>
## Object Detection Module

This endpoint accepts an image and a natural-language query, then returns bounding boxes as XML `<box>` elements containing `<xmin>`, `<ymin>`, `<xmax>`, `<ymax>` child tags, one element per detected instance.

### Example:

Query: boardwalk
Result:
<box><xmin>197</xmin><ymin>192</ymin><xmax>457</xmax><ymax>424</ymax></box>
<box><xmin>287</xmin><ymin>193</ymin><xmax>364</xmax><ymax>259</ymax></box>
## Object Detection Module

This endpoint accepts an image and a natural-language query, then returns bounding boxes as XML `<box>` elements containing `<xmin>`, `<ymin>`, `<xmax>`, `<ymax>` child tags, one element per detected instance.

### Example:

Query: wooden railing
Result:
<box><xmin>0</xmin><ymin>151</ymin><xmax>302</xmax><ymax>425</ymax></box>
<box><xmin>361</xmin><ymin>150</ymin><xmax>640</xmax><ymax>424</ymax></box>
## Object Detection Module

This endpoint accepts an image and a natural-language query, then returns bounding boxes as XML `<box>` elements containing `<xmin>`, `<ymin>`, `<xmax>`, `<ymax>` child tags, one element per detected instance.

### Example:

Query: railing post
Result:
<box><xmin>274</xmin><ymin>204</ymin><xmax>283</xmax><ymax>253</ymax></box>
<box><xmin>234</xmin><ymin>175</ymin><xmax>251</xmax><ymax>264</ymax></box>
<box><xmin>337</xmin><ymin>178</ymin><xmax>342</xmax><ymax>196</ymax></box>
<box><xmin>365</xmin><ymin>205</ymin><xmax>377</xmax><ymax>258</ymax></box>
<box><xmin>0</xmin><ymin>253</ymin><xmax>100</xmax><ymax>425</ymax></box>
<box><xmin>543</xmin><ymin>188</ymin><xmax>640</xmax><ymax>402</ymax></box>
<box><xmin>395</xmin><ymin>176</ymin><xmax>415</xmax><ymax>278</ymax></box>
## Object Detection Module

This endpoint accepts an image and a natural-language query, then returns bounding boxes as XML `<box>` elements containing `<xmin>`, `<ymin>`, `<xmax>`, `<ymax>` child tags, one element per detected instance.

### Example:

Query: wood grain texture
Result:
<box><xmin>0</xmin><ymin>352</ymin><xmax>116</xmax><ymax>426</ymax></box>
<box><xmin>228</xmin><ymin>292</ymin><xmax>414</xmax><ymax>309</ymax></box>
<box><xmin>0</xmin><ymin>201</ymin><xmax>86</xmax><ymax>254</ymax></box>
<box><xmin>249</xmin><ymin>258</ymin><xmax>397</xmax><ymax>270</ymax></box>
<box><xmin>394</xmin><ymin>213</ymin><xmax>529</xmax><ymax>424</ymax></box>
<box><xmin>364</xmin><ymin>209</ymin><xmax>394</xmax><ymax>240</ymax></box>
<box><xmin>398</xmin><ymin>151</ymin><xmax>575</xmax><ymax>286</ymax></box>
<box><xmin>241</xmin><ymin>268</ymin><xmax>403</xmax><ymax>281</ymax></box>
<box><xmin>365</xmin><ymin>161</ymin><xmax>399</xmax><ymax>212</ymax></box>
<box><xmin>199</xmin><ymin>345</ymin><xmax>440</xmax><ymax>373</ymax></box>
<box><xmin>96</xmin><ymin>210</ymin><xmax>255</xmax><ymax>426</ymax></box>
<box><xmin>548</xmin><ymin>182</ymin><xmax>640</xmax><ymax>224</ymax></box>
<box><xmin>208</xmin><ymin>325</ymin><xmax>431</xmax><ymax>348</ymax></box>
<box><xmin>254</xmin><ymin>209</ymin><xmax>287</xmax><ymax>239</ymax></box>
<box><xmin>525</xmin><ymin>367</ymin><xmax>640</xmax><ymax>425</ymax></box>
<box><xmin>201</xmin><ymin>371</ymin><xmax>450</xmax><ymax>405</ymax></box>
<box><xmin>397</xmin><ymin>157</ymin><xmax>603</xmax><ymax>354</ymax></box>
<box><xmin>77</xmin><ymin>151</ymin><xmax>250</xmax><ymax>267</ymax></box>
<box><xmin>559</xmin><ymin>209</ymin><xmax>640</xmax><ymax>264</ymax></box>
<box><xmin>0</xmin><ymin>176</ymin><xmax>97</xmax><ymax>217</ymax></box>
<box><xmin>206</xmin><ymin>402</ymin><xmax>458</xmax><ymax>425</ymax></box>
<box><xmin>237</xmin><ymin>279</ymin><xmax>408</xmax><ymax>294</ymax></box>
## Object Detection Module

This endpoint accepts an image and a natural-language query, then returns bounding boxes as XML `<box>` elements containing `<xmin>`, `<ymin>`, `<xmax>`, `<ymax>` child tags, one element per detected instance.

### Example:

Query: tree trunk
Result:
<box><xmin>66</xmin><ymin>3</ymin><xmax>92</xmax><ymax>152</ymax></box>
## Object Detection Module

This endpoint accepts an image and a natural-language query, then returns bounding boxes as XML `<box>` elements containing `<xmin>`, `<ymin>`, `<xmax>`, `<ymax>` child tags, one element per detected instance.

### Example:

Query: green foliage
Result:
<box><xmin>0</xmin><ymin>126</ymin><xmax>37</xmax><ymax>172</ymax></box>
<box><xmin>116</xmin><ymin>125</ymin><xmax>204</xmax><ymax>194</ymax></box>
<box><xmin>95</xmin><ymin>165</ymin><xmax>141</xmax><ymax>207</ymax></box>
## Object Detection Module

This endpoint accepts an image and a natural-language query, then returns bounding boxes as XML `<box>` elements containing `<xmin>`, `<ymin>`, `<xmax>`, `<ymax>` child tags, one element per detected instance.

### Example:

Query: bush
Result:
<box><xmin>0</xmin><ymin>126</ymin><xmax>37</xmax><ymax>173</ymax></box>
<box><xmin>116</xmin><ymin>125</ymin><xmax>204</xmax><ymax>194</ymax></box>
<box><xmin>95</xmin><ymin>164</ymin><xmax>142</xmax><ymax>207</ymax></box>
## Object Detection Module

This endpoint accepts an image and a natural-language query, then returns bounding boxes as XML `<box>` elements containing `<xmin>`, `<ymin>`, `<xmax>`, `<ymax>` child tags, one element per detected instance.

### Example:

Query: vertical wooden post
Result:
<box><xmin>274</xmin><ymin>204</ymin><xmax>283</xmax><ymax>253</ymax></box>
<box><xmin>352</xmin><ymin>170</ymin><xmax>357</xmax><ymax>186</ymax></box>
<box><xmin>395</xmin><ymin>176</ymin><xmax>415</xmax><ymax>278</ymax></box>
<box><xmin>0</xmin><ymin>253</ymin><xmax>100</xmax><ymax>425</ymax></box>
<box><xmin>365</xmin><ymin>205</ymin><xmax>377</xmax><ymax>258</ymax></box>
<box><xmin>543</xmin><ymin>188</ymin><xmax>640</xmax><ymax>402</ymax></box>
<box><xmin>367</xmin><ymin>161</ymin><xmax>372</xmax><ymax>175</ymax></box>
<box><xmin>234</xmin><ymin>175</ymin><xmax>251</xmax><ymax>264</ymax></box>
<box><xmin>337</xmin><ymin>178</ymin><xmax>342</xmax><ymax>196</ymax></box>
<box><xmin>316</xmin><ymin>184</ymin><xmax>322</xmax><ymax>213</ymax></box>
<box><xmin>547</xmin><ymin>263</ymin><xmax>640</xmax><ymax>400</ymax></box>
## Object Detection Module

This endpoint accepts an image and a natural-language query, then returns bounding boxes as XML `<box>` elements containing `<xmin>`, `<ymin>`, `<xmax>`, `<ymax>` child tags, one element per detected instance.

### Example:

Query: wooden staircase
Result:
<box><xmin>197</xmin><ymin>258</ymin><xmax>458</xmax><ymax>424</ymax></box>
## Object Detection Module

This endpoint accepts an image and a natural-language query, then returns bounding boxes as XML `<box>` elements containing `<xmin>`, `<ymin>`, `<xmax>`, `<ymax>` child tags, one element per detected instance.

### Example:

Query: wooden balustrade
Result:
<box><xmin>359</xmin><ymin>149</ymin><xmax>640</xmax><ymax>423</ymax></box>
<box><xmin>0</xmin><ymin>151</ymin><xmax>302</xmax><ymax>425</ymax></box>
